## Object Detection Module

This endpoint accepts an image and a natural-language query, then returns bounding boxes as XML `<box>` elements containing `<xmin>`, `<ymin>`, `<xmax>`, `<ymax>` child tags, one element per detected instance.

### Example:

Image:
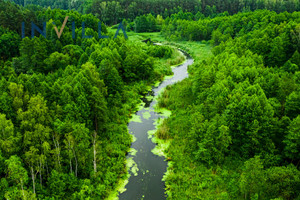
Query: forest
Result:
<box><xmin>0</xmin><ymin>0</ymin><xmax>180</xmax><ymax>198</ymax></box>
<box><xmin>158</xmin><ymin>8</ymin><xmax>300</xmax><ymax>200</ymax></box>
<box><xmin>6</xmin><ymin>0</ymin><xmax>300</xmax><ymax>25</ymax></box>
<box><xmin>0</xmin><ymin>0</ymin><xmax>300</xmax><ymax>199</ymax></box>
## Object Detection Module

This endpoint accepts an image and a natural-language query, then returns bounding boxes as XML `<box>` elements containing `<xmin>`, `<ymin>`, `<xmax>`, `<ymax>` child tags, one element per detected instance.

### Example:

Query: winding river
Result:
<box><xmin>119</xmin><ymin>49</ymin><xmax>194</xmax><ymax>200</ymax></box>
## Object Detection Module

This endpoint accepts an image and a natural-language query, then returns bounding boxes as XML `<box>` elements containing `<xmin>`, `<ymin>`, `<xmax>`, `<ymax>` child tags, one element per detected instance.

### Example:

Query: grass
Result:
<box><xmin>123</xmin><ymin>30</ymin><xmax>213</xmax><ymax>61</ymax></box>
<box><xmin>165</xmin><ymin>40</ymin><xmax>212</xmax><ymax>61</ymax></box>
<box><xmin>125</xmin><ymin>31</ymin><xmax>167</xmax><ymax>43</ymax></box>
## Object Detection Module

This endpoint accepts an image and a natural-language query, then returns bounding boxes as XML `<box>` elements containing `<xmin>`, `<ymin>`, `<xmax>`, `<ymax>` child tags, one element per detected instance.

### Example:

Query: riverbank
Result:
<box><xmin>153</xmin><ymin>40</ymin><xmax>213</xmax><ymax>199</ymax></box>
<box><xmin>105</xmin><ymin>30</ymin><xmax>212</xmax><ymax>200</ymax></box>
<box><xmin>105</xmin><ymin>35</ymin><xmax>186</xmax><ymax>200</ymax></box>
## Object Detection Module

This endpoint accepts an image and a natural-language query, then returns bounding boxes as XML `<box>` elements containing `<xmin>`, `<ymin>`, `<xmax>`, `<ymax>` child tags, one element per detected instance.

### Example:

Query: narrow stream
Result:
<box><xmin>119</xmin><ymin>50</ymin><xmax>194</xmax><ymax>200</ymax></box>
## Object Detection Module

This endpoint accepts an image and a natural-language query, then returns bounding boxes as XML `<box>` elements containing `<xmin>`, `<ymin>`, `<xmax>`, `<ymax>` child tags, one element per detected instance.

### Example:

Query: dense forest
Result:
<box><xmin>0</xmin><ymin>0</ymin><xmax>300</xmax><ymax>199</ymax></box>
<box><xmin>6</xmin><ymin>0</ymin><xmax>300</xmax><ymax>25</ymax></box>
<box><xmin>158</xmin><ymin>9</ymin><xmax>300</xmax><ymax>200</ymax></box>
<box><xmin>0</xmin><ymin>0</ymin><xmax>181</xmax><ymax>198</ymax></box>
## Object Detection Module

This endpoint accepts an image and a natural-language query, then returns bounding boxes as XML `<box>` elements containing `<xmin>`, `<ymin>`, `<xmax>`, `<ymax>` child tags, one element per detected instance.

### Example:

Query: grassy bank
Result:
<box><xmin>105</xmin><ymin>31</ymin><xmax>186</xmax><ymax>200</ymax></box>
<box><xmin>123</xmin><ymin>30</ymin><xmax>215</xmax><ymax>199</ymax></box>
<box><xmin>154</xmin><ymin>41</ymin><xmax>215</xmax><ymax>199</ymax></box>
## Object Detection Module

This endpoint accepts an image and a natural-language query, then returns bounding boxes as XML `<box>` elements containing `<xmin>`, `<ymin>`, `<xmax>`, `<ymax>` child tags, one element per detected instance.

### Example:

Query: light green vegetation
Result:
<box><xmin>129</xmin><ymin>114</ymin><xmax>142</xmax><ymax>123</ymax></box>
<box><xmin>147</xmin><ymin>129</ymin><xmax>156</xmax><ymax>140</ymax></box>
<box><xmin>125</xmin><ymin>31</ymin><xmax>210</xmax><ymax>65</ymax></box>
<box><xmin>105</xmin><ymin>154</ymin><xmax>140</xmax><ymax>200</ymax></box>
<box><xmin>142</xmin><ymin>111</ymin><xmax>151</xmax><ymax>120</ymax></box>
<box><xmin>105</xmin><ymin>175</ymin><xmax>129</xmax><ymax>200</ymax></box>
<box><xmin>150</xmin><ymin>118</ymin><xmax>171</xmax><ymax>157</ymax></box>
<box><xmin>127</xmin><ymin>157</ymin><xmax>139</xmax><ymax>176</ymax></box>
<box><xmin>145</xmin><ymin>95</ymin><xmax>154</xmax><ymax>101</ymax></box>
<box><xmin>132</xmin><ymin>134</ymin><xmax>137</xmax><ymax>143</ymax></box>
<box><xmin>129</xmin><ymin>148</ymin><xmax>138</xmax><ymax>156</ymax></box>
<box><xmin>137</xmin><ymin>102</ymin><xmax>146</xmax><ymax>111</ymax></box>
<box><xmin>155</xmin><ymin>107</ymin><xmax>172</xmax><ymax>118</ymax></box>
<box><xmin>165</xmin><ymin>41</ymin><xmax>212</xmax><ymax>62</ymax></box>
<box><xmin>124</xmin><ymin>31</ymin><xmax>186</xmax><ymax>69</ymax></box>
<box><xmin>125</xmin><ymin>31</ymin><xmax>166</xmax><ymax>43</ymax></box>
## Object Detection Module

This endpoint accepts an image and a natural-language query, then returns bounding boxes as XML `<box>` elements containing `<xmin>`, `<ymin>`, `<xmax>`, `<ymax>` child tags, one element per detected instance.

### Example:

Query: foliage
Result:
<box><xmin>158</xmin><ymin>9</ymin><xmax>300</xmax><ymax>200</ymax></box>
<box><xmin>0</xmin><ymin>1</ymin><xmax>181</xmax><ymax>198</ymax></box>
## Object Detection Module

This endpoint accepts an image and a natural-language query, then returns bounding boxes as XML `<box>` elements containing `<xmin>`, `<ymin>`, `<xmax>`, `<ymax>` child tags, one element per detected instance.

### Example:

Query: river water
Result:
<box><xmin>119</xmin><ymin>50</ymin><xmax>194</xmax><ymax>200</ymax></box>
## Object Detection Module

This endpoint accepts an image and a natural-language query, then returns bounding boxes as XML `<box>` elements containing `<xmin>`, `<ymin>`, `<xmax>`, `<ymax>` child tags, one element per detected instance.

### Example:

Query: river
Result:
<box><xmin>119</xmin><ymin>49</ymin><xmax>194</xmax><ymax>200</ymax></box>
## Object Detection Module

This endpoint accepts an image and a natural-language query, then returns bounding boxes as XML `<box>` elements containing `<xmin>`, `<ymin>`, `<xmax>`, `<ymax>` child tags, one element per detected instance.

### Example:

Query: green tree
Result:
<box><xmin>0</xmin><ymin>113</ymin><xmax>20</xmax><ymax>155</ymax></box>
<box><xmin>0</xmin><ymin>30</ymin><xmax>20</xmax><ymax>60</ymax></box>
<box><xmin>194</xmin><ymin>116</ymin><xmax>232</xmax><ymax>166</ymax></box>
<box><xmin>31</xmin><ymin>37</ymin><xmax>48</xmax><ymax>73</ymax></box>
<box><xmin>18</xmin><ymin>94</ymin><xmax>52</xmax><ymax>193</ymax></box>
<box><xmin>266</xmin><ymin>164</ymin><xmax>300</xmax><ymax>199</ymax></box>
<box><xmin>19</xmin><ymin>37</ymin><xmax>34</xmax><ymax>73</ymax></box>
<box><xmin>239</xmin><ymin>156</ymin><xmax>266</xmax><ymax>200</ymax></box>
<box><xmin>62</xmin><ymin>45</ymin><xmax>84</xmax><ymax>66</ymax></box>
<box><xmin>283</xmin><ymin>116</ymin><xmax>300</xmax><ymax>162</ymax></box>
<box><xmin>285</xmin><ymin>91</ymin><xmax>300</xmax><ymax>119</ymax></box>
<box><xmin>5</xmin><ymin>156</ymin><xmax>28</xmax><ymax>199</ymax></box>
<box><xmin>44</xmin><ymin>52</ymin><xmax>71</xmax><ymax>72</ymax></box>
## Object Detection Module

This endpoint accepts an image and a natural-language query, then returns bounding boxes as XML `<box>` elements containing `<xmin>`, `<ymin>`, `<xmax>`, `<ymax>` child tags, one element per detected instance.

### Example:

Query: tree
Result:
<box><xmin>291</xmin><ymin>24</ymin><xmax>300</xmax><ymax>52</ymax></box>
<box><xmin>285</xmin><ymin>91</ymin><xmax>300</xmax><ymax>119</ymax></box>
<box><xmin>266</xmin><ymin>165</ymin><xmax>300</xmax><ymax>199</ymax></box>
<box><xmin>8</xmin><ymin>82</ymin><xmax>28</xmax><ymax>112</ymax></box>
<box><xmin>62</xmin><ymin>45</ymin><xmax>84</xmax><ymax>66</ymax></box>
<box><xmin>283</xmin><ymin>116</ymin><xmax>300</xmax><ymax>162</ymax></box>
<box><xmin>56</xmin><ymin>120</ymin><xmax>90</xmax><ymax>177</ymax></box>
<box><xmin>290</xmin><ymin>50</ymin><xmax>300</xmax><ymax>67</ymax></box>
<box><xmin>44</xmin><ymin>52</ymin><xmax>71</xmax><ymax>72</ymax></box>
<box><xmin>239</xmin><ymin>156</ymin><xmax>266</xmax><ymax>200</ymax></box>
<box><xmin>18</xmin><ymin>94</ymin><xmax>52</xmax><ymax>193</ymax></box>
<box><xmin>0</xmin><ymin>30</ymin><xmax>20</xmax><ymax>60</ymax></box>
<box><xmin>78</xmin><ymin>52</ymin><xmax>89</xmax><ymax>66</ymax></box>
<box><xmin>5</xmin><ymin>156</ymin><xmax>28</xmax><ymax>199</ymax></box>
<box><xmin>123</xmin><ymin>49</ymin><xmax>153</xmax><ymax>82</ymax></box>
<box><xmin>225</xmin><ymin>84</ymin><xmax>276</xmax><ymax>157</ymax></box>
<box><xmin>134</xmin><ymin>15</ymin><xmax>148</xmax><ymax>33</ymax></box>
<box><xmin>19</xmin><ymin>37</ymin><xmax>34</xmax><ymax>73</ymax></box>
<box><xmin>266</xmin><ymin>36</ymin><xmax>286</xmax><ymax>67</ymax></box>
<box><xmin>99</xmin><ymin>59</ymin><xmax>123</xmax><ymax>95</ymax></box>
<box><xmin>194</xmin><ymin>116</ymin><xmax>232</xmax><ymax>166</ymax></box>
<box><xmin>0</xmin><ymin>113</ymin><xmax>20</xmax><ymax>155</ymax></box>
<box><xmin>31</xmin><ymin>37</ymin><xmax>48</xmax><ymax>73</ymax></box>
<box><xmin>47</xmin><ymin>170</ymin><xmax>66</xmax><ymax>199</ymax></box>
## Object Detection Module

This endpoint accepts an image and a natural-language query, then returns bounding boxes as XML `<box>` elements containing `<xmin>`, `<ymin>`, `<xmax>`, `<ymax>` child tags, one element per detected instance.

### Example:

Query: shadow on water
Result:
<box><xmin>119</xmin><ymin>49</ymin><xmax>194</xmax><ymax>200</ymax></box>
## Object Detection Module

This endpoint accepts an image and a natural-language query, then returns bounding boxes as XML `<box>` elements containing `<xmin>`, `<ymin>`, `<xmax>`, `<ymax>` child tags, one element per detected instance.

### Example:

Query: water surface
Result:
<box><xmin>119</xmin><ymin>51</ymin><xmax>193</xmax><ymax>200</ymax></box>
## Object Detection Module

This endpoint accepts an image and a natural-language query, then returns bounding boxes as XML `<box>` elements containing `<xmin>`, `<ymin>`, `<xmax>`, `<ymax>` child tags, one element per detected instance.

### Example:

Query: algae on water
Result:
<box><xmin>130</xmin><ymin>114</ymin><xmax>142</xmax><ymax>123</ymax></box>
<box><xmin>142</xmin><ymin>111</ymin><xmax>151</xmax><ymax>120</ymax></box>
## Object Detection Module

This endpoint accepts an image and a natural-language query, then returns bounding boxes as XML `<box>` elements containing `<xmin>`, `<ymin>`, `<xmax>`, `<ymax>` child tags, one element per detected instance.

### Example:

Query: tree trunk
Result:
<box><xmin>72</xmin><ymin>147</ymin><xmax>78</xmax><ymax>177</ymax></box>
<box><xmin>67</xmin><ymin>139</ymin><xmax>73</xmax><ymax>174</ymax></box>
<box><xmin>53</xmin><ymin>135</ymin><xmax>61</xmax><ymax>169</ymax></box>
<box><xmin>69</xmin><ymin>158</ymin><xmax>73</xmax><ymax>174</ymax></box>
<box><xmin>93</xmin><ymin>131</ymin><xmax>97</xmax><ymax>173</ymax></box>
<box><xmin>20</xmin><ymin>179</ymin><xmax>26</xmax><ymax>200</ymax></box>
<box><xmin>31</xmin><ymin>166</ymin><xmax>35</xmax><ymax>194</ymax></box>
<box><xmin>39</xmin><ymin>158</ymin><xmax>42</xmax><ymax>188</ymax></box>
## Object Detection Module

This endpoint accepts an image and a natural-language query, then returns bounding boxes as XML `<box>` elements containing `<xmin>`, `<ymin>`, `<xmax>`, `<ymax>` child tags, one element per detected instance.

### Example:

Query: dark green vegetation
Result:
<box><xmin>7</xmin><ymin>0</ymin><xmax>300</xmax><ymax>25</ymax></box>
<box><xmin>157</xmin><ymin>9</ymin><xmax>300</xmax><ymax>200</ymax></box>
<box><xmin>0</xmin><ymin>1</ymin><xmax>184</xmax><ymax>199</ymax></box>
